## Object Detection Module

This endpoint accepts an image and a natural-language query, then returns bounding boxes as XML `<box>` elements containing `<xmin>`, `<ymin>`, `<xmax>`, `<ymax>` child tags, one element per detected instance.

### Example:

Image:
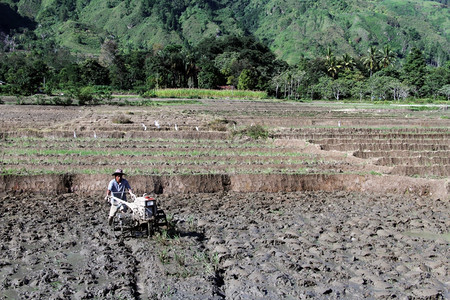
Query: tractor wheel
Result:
<box><xmin>156</xmin><ymin>209</ymin><xmax>168</xmax><ymax>227</ymax></box>
<box><xmin>111</xmin><ymin>214</ymin><xmax>124</xmax><ymax>239</ymax></box>
<box><xmin>147</xmin><ymin>222</ymin><xmax>154</xmax><ymax>237</ymax></box>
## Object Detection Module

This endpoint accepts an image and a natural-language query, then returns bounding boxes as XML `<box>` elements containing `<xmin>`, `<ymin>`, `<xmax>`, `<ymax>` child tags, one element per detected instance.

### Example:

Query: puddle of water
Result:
<box><xmin>403</xmin><ymin>231</ymin><xmax>450</xmax><ymax>242</ymax></box>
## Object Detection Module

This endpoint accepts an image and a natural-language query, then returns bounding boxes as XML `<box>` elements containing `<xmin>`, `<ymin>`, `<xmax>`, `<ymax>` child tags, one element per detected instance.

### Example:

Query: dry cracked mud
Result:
<box><xmin>0</xmin><ymin>191</ymin><xmax>448</xmax><ymax>299</ymax></box>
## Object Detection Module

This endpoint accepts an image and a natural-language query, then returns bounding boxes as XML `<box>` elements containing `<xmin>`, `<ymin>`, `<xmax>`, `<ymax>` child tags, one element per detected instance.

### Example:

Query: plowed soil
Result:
<box><xmin>1</xmin><ymin>191</ymin><xmax>448</xmax><ymax>299</ymax></box>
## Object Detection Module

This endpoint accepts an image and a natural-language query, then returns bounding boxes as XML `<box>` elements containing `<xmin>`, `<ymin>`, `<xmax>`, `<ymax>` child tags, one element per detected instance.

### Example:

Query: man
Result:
<box><xmin>106</xmin><ymin>168</ymin><xmax>133</xmax><ymax>226</ymax></box>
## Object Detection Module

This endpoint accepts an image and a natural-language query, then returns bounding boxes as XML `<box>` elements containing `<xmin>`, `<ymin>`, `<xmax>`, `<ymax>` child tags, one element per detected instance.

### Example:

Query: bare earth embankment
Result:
<box><xmin>0</xmin><ymin>100</ymin><xmax>449</xmax><ymax>299</ymax></box>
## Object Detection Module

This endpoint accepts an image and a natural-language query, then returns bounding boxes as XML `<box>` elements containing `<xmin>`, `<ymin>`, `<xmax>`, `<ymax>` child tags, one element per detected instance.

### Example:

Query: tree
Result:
<box><xmin>162</xmin><ymin>45</ymin><xmax>186</xmax><ymax>87</ymax></box>
<box><xmin>99</xmin><ymin>39</ymin><xmax>119</xmax><ymax>67</ymax></box>
<box><xmin>366</xmin><ymin>75</ymin><xmax>392</xmax><ymax>101</ymax></box>
<box><xmin>109</xmin><ymin>56</ymin><xmax>132</xmax><ymax>90</ymax></box>
<box><xmin>237</xmin><ymin>68</ymin><xmax>257</xmax><ymax>90</ymax></box>
<box><xmin>351</xmin><ymin>80</ymin><xmax>368</xmax><ymax>102</ymax></box>
<box><xmin>341</xmin><ymin>53</ymin><xmax>355</xmax><ymax>71</ymax></box>
<box><xmin>79</xmin><ymin>59</ymin><xmax>110</xmax><ymax>86</ymax></box>
<box><xmin>315</xmin><ymin>76</ymin><xmax>333</xmax><ymax>100</ymax></box>
<box><xmin>423</xmin><ymin>66</ymin><xmax>450</xmax><ymax>99</ymax></box>
<box><xmin>184</xmin><ymin>50</ymin><xmax>198</xmax><ymax>88</ymax></box>
<box><xmin>325</xmin><ymin>48</ymin><xmax>333</xmax><ymax>61</ymax></box>
<box><xmin>297</xmin><ymin>57</ymin><xmax>327</xmax><ymax>99</ymax></box>
<box><xmin>125</xmin><ymin>50</ymin><xmax>150</xmax><ymax>88</ymax></box>
<box><xmin>330</xmin><ymin>78</ymin><xmax>349</xmax><ymax>100</ymax></box>
<box><xmin>145</xmin><ymin>55</ymin><xmax>169</xmax><ymax>89</ymax></box>
<box><xmin>363</xmin><ymin>46</ymin><xmax>381</xmax><ymax>77</ymax></box>
<box><xmin>438</xmin><ymin>84</ymin><xmax>450</xmax><ymax>100</ymax></box>
<box><xmin>197</xmin><ymin>59</ymin><xmax>221</xmax><ymax>89</ymax></box>
<box><xmin>326</xmin><ymin>55</ymin><xmax>341</xmax><ymax>79</ymax></box>
<box><xmin>402</xmin><ymin>48</ymin><xmax>427</xmax><ymax>96</ymax></box>
<box><xmin>389</xmin><ymin>78</ymin><xmax>410</xmax><ymax>101</ymax></box>
<box><xmin>379</xmin><ymin>45</ymin><xmax>396</xmax><ymax>69</ymax></box>
<box><xmin>143</xmin><ymin>45</ymin><xmax>193</xmax><ymax>89</ymax></box>
<box><xmin>6</xmin><ymin>58</ymin><xmax>49</xmax><ymax>95</ymax></box>
<box><xmin>271</xmin><ymin>69</ymin><xmax>306</xmax><ymax>99</ymax></box>
<box><xmin>291</xmin><ymin>70</ymin><xmax>307</xmax><ymax>99</ymax></box>
<box><xmin>324</xmin><ymin>48</ymin><xmax>341</xmax><ymax>79</ymax></box>
<box><xmin>214</xmin><ymin>51</ymin><xmax>240</xmax><ymax>86</ymax></box>
<box><xmin>272</xmin><ymin>73</ymin><xmax>283</xmax><ymax>98</ymax></box>
<box><xmin>195</xmin><ymin>35</ymin><xmax>283</xmax><ymax>92</ymax></box>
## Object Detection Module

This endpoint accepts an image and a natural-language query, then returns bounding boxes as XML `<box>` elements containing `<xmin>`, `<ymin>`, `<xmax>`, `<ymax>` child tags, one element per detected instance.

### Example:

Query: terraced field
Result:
<box><xmin>1</xmin><ymin>100</ymin><xmax>448</xmax><ymax>196</ymax></box>
<box><xmin>273</xmin><ymin>127</ymin><xmax>450</xmax><ymax>178</ymax></box>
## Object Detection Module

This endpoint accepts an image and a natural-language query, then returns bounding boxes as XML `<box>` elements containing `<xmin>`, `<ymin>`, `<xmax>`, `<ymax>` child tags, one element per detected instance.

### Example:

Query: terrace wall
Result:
<box><xmin>0</xmin><ymin>174</ymin><xmax>447</xmax><ymax>200</ymax></box>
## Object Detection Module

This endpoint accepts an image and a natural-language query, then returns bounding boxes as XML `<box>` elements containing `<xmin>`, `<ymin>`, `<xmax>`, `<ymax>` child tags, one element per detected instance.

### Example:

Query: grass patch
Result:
<box><xmin>130</xmin><ymin>99</ymin><xmax>203</xmax><ymax>106</ymax></box>
<box><xmin>143</xmin><ymin>88</ymin><xmax>267</xmax><ymax>100</ymax></box>
<box><xmin>408</xmin><ymin>106</ymin><xmax>440</xmax><ymax>112</ymax></box>
<box><xmin>369</xmin><ymin>171</ymin><xmax>383</xmax><ymax>176</ymax></box>
<box><xmin>2</xmin><ymin>148</ymin><xmax>306</xmax><ymax>157</ymax></box>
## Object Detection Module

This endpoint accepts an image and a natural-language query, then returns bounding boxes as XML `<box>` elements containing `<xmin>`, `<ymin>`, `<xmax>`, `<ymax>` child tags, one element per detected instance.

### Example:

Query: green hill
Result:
<box><xmin>1</xmin><ymin>0</ymin><xmax>449</xmax><ymax>65</ymax></box>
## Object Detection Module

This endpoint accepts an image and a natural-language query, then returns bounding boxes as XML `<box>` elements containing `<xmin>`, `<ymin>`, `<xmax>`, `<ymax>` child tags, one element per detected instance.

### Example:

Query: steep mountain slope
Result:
<box><xmin>251</xmin><ymin>0</ymin><xmax>449</xmax><ymax>64</ymax></box>
<box><xmin>1</xmin><ymin>0</ymin><xmax>449</xmax><ymax>64</ymax></box>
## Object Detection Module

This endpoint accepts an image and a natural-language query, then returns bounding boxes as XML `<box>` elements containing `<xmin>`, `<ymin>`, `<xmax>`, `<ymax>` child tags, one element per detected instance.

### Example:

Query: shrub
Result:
<box><xmin>15</xmin><ymin>96</ymin><xmax>26</xmax><ymax>105</ymax></box>
<box><xmin>93</xmin><ymin>85</ymin><xmax>113</xmax><ymax>104</ymax></box>
<box><xmin>76</xmin><ymin>86</ymin><xmax>95</xmax><ymax>105</ymax></box>
<box><xmin>234</xmin><ymin>124</ymin><xmax>269</xmax><ymax>139</ymax></box>
<box><xmin>32</xmin><ymin>94</ymin><xmax>47</xmax><ymax>105</ymax></box>
<box><xmin>51</xmin><ymin>95</ymin><xmax>73</xmax><ymax>106</ymax></box>
<box><xmin>0</xmin><ymin>85</ymin><xmax>11</xmax><ymax>95</ymax></box>
<box><xmin>208</xmin><ymin>118</ymin><xmax>236</xmax><ymax>131</ymax></box>
<box><xmin>134</xmin><ymin>85</ymin><xmax>148</xmax><ymax>96</ymax></box>
<box><xmin>112</xmin><ymin>114</ymin><xmax>133</xmax><ymax>124</ymax></box>
<box><xmin>142</xmin><ymin>90</ymin><xmax>157</xmax><ymax>98</ymax></box>
<box><xmin>75</xmin><ymin>86</ymin><xmax>112</xmax><ymax>105</ymax></box>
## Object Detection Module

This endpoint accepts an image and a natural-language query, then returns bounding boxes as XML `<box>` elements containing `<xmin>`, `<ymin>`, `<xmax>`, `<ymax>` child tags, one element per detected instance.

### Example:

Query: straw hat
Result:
<box><xmin>112</xmin><ymin>168</ymin><xmax>126</xmax><ymax>176</ymax></box>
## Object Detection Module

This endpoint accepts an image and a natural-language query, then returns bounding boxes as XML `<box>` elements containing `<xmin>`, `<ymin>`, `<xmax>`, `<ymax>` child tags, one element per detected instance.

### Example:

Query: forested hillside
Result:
<box><xmin>1</xmin><ymin>0</ymin><xmax>449</xmax><ymax>65</ymax></box>
<box><xmin>0</xmin><ymin>0</ymin><xmax>449</xmax><ymax>102</ymax></box>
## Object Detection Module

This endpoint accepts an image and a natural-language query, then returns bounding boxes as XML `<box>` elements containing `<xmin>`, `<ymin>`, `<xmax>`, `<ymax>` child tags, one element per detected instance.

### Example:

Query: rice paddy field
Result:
<box><xmin>1</xmin><ymin>100</ymin><xmax>448</xmax><ymax>179</ymax></box>
<box><xmin>0</xmin><ymin>98</ymin><xmax>449</xmax><ymax>299</ymax></box>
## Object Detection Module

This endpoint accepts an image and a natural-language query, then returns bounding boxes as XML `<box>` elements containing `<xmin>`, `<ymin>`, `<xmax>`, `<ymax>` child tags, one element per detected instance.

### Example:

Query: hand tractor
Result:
<box><xmin>107</xmin><ymin>193</ymin><xmax>167</xmax><ymax>238</ymax></box>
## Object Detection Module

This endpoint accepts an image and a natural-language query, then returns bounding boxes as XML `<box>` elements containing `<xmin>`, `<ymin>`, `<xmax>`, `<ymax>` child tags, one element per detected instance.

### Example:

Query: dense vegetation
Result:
<box><xmin>0</xmin><ymin>0</ymin><xmax>449</xmax><ymax>102</ymax></box>
<box><xmin>1</xmin><ymin>0</ymin><xmax>448</xmax><ymax>63</ymax></box>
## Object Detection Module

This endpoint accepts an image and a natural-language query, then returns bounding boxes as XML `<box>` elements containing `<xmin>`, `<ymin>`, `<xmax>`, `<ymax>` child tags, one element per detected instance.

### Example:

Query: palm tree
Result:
<box><xmin>364</xmin><ymin>46</ymin><xmax>380</xmax><ymax>77</ymax></box>
<box><xmin>326</xmin><ymin>56</ymin><xmax>342</xmax><ymax>79</ymax></box>
<box><xmin>325</xmin><ymin>47</ymin><xmax>334</xmax><ymax>61</ymax></box>
<box><xmin>183</xmin><ymin>50</ymin><xmax>198</xmax><ymax>88</ymax></box>
<box><xmin>379</xmin><ymin>45</ymin><xmax>396</xmax><ymax>68</ymax></box>
<box><xmin>341</xmin><ymin>53</ymin><xmax>355</xmax><ymax>71</ymax></box>
<box><xmin>324</xmin><ymin>48</ymin><xmax>341</xmax><ymax>79</ymax></box>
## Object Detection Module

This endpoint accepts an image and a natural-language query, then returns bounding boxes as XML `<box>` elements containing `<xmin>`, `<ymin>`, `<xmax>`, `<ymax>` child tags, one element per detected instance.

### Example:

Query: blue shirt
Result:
<box><xmin>108</xmin><ymin>178</ymin><xmax>132</xmax><ymax>200</ymax></box>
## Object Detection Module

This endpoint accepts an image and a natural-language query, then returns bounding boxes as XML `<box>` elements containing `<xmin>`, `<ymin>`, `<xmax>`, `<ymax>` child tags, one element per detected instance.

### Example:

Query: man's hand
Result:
<box><xmin>105</xmin><ymin>195</ymin><xmax>110</xmax><ymax>203</ymax></box>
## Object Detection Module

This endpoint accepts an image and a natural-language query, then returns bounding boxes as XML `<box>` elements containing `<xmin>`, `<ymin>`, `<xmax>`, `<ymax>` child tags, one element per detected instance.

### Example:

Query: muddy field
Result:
<box><xmin>0</xmin><ymin>191</ymin><xmax>448</xmax><ymax>299</ymax></box>
<box><xmin>0</xmin><ymin>99</ymin><xmax>449</xmax><ymax>299</ymax></box>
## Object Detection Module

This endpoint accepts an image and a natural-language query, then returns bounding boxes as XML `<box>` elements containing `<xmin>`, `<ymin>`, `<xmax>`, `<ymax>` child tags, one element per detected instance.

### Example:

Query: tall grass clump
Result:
<box><xmin>131</xmin><ymin>99</ymin><xmax>202</xmax><ymax>106</ymax></box>
<box><xmin>143</xmin><ymin>88</ymin><xmax>267</xmax><ymax>100</ymax></box>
